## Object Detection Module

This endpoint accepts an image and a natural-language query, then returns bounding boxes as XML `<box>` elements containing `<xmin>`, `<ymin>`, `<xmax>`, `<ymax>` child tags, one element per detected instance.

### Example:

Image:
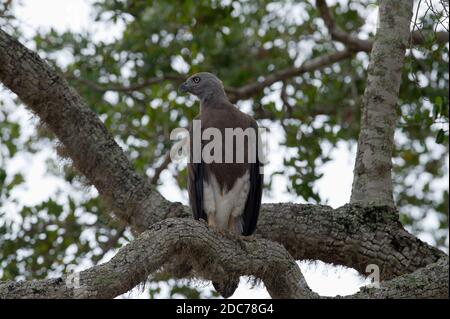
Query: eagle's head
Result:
<box><xmin>179</xmin><ymin>72</ymin><xmax>226</xmax><ymax>102</ymax></box>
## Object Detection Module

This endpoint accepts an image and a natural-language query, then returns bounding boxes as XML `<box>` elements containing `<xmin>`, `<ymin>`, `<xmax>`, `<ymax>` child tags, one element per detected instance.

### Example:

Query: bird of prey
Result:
<box><xmin>179</xmin><ymin>72</ymin><xmax>263</xmax><ymax>298</ymax></box>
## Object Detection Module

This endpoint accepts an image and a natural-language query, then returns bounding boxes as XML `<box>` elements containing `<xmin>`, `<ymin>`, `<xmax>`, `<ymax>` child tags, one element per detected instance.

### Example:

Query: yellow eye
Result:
<box><xmin>192</xmin><ymin>76</ymin><xmax>201</xmax><ymax>84</ymax></box>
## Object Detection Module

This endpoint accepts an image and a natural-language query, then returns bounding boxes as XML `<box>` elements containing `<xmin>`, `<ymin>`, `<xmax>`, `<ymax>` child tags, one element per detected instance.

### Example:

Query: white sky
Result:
<box><xmin>1</xmin><ymin>0</ymin><xmax>445</xmax><ymax>299</ymax></box>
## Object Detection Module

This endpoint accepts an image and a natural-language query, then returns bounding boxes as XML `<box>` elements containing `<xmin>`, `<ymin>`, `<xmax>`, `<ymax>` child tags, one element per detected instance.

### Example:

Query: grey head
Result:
<box><xmin>179</xmin><ymin>72</ymin><xmax>227</xmax><ymax>104</ymax></box>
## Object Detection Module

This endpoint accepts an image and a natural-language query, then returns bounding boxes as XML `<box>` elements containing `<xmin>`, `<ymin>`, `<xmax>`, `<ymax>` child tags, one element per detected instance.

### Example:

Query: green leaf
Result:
<box><xmin>8</xmin><ymin>174</ymin><xmax>25</xmax><ymax>190</ymax></box>
<box><xmin>434</xmin><ymin>96</ymin><xmax>443</xmax><ymax>119</ymax></box>
<box><xmin>435</xmin><ymin>129</ymin><xmax>445</xmax><ymax>144</ymax></box>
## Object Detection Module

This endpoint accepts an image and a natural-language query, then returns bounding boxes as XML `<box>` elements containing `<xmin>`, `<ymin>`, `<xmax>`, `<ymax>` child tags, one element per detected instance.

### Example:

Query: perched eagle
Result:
<box><xmin>179</xmin><ymin>72</ymin><xmax>263</xmax><ymax>298</ymax></box>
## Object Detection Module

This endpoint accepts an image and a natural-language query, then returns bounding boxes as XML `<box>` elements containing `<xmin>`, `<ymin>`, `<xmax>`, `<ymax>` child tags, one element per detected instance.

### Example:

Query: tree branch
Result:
<box><xmin>0</xmin><ymin>218</ymin><xmax>446</xmax><ymax>299</ymax></box>
<box><xmin>226</xmin><ymin>49</ymin><xmax>354</xmax><ymax>102</ymax></box>
<box><xmin>0</xmin><ymin>28</ymin><xmax>174</xmax><ymax>233</ymax></box>
<box><xmin>316</xmin><ymin>0</ymin><xmax>449</xmax><ymax>52</ymax></box>
<box><xmin>411</xmin><ymin>30</ymin><xmax>449</xmax><ymax>46</ymax></box>
<box><xmin>351</xmin><ymin>256</ymin><xmax>449</xmax><ymax>299</ymax></box>
<box><xmin>316</xmin><ymin>0</ymin><xmax>372</xmax><ymax>51</ymax></box>
<box><xmin>0</xmin><ymin>218</ymin><xmax>317</xmax><ymax>299</ymax></box>
<box><xmin>150</xmin><ymin>151</ymin><xmax>172</xmax><ymax>185</ymax></box>
<box><xmin>350</xmin><ymin>0</ymin><xmax>413</xmax><ymax>207</ymax></box>
<box><xmin>91</xmin><ymin>224</ymin><xmax>127</xmax><ymax>265</ymax></box>
<box><xmin>257</xmin><ymin>204</ymin><xmax>445</xmax><ymax>280</ymax></box>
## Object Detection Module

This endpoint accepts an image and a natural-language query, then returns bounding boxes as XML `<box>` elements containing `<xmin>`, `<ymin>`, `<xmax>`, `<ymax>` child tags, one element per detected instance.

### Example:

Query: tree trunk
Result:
<box><xmin>350</xmin><ymin>0</ymin><xmax>414</xmax><ymax>208</ymax></box>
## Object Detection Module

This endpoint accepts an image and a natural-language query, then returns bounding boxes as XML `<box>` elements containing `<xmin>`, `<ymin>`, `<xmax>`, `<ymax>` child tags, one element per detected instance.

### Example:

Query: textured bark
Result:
<box><xmin>351</xmin><ymin>256</ymin><xmax>449</xmax><ymax>299</ymax></box>
<box><xmin>0</xmin><ymin>26</ymin><xmax>448</xmax><ymax>299</ymax></box>
<box><xmin>0</xmin><ymin>28</ymin><xmax>174</xmax><ymax>233</ymax></box>
<box><xmin>351</xmin><ymin>0</ymin><xmax>414</xmax><ymax>207</ymax></box>
<box><xmin>0</xmin><ymin>218</ymin><xmax>317</xmax><ymax>299</ymax></box>
<box><xmin>0</xmin><ymin>218</ymin><xmax>446</xmax><ymax>299</ymax></box>
<box><xmin>257</xmin><ymin>204</ymin><xmax>445</xmax><ymax>280</ymax></box>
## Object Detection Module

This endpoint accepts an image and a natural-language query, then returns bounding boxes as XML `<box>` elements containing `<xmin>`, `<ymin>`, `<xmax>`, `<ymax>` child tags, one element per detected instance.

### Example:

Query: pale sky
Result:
<box><xmin>2</xmin><ymin>0</ymin><xmax>445</xmax><ymax>299</ymax></box>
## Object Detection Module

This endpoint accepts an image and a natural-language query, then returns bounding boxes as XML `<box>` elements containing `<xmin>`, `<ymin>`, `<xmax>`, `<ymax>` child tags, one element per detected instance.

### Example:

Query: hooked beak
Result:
<box><xmin>179</xmin><ymin>82</ymin><xmax>189</xmax><ymax>93</ymax></box>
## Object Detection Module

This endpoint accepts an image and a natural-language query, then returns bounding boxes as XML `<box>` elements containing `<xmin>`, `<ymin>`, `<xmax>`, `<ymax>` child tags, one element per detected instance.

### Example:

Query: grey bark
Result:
<box><xmin>0</xmin><ymin>20</ymin><xmax>448</xmax><ymax>299</ymax></box>
<box><xmin>0</xmin><ymin>218</ymin><xmax>317</xmax><ymax>299</ymax></box>
<box><xmin>351</xmin><ymin>0</ymin><xmax>414</xmax><ymax>207</ymax></box>
<box><xmin>258</xmin><ymin>204</ymin><xmax>445</xmax><ymax>280</ymax></box>
<box><xmin>0</xmin><ymin>28</ymin><xmax>173</xmax><ymax>233</ymax></box>
<box><xmin>351</xmin><ymin>256</ymin><xmax>449</xmax><ymax>299</ymax></box>
<box><xmin>0</xmin><ymin>218</ymin><xmax>447</xmax><ymax>299</ymax></box>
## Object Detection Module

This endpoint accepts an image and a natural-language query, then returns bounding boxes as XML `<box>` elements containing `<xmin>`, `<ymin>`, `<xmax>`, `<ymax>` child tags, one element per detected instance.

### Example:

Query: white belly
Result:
<box><xmin>203</xmin><ymin>171</ymin><xmax>250</xmax><ymax>233</ymax></box>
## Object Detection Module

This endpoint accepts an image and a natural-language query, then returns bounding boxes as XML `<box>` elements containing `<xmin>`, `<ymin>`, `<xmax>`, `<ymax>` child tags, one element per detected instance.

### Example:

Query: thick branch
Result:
<box><xmin>257</xmin><ymin>204</ymin><xmax>445</xmax><ymax>280</ymax></box>
<box><xmin>0</xmin><ymin>218</ymin><xmax>446</xmax><ymax>299</ymax></box>
<box><xmin>0</xmin><ymin>218</ymin><xmax>317</xmax><ymax>299</ymax></box>
<box><xmin>0</xmin><ymin>28</ymin><xmax>174</xmax><ymax>232</ymax></box>
<box><xmin>351</xmin><ymin>256</ymin><xmax>449</xmax><ymax>299</ymax></box>
<box><xmin>350</xmin><ymin>0</ymin><xmax>414</xmax><ymax>207</ymax></box>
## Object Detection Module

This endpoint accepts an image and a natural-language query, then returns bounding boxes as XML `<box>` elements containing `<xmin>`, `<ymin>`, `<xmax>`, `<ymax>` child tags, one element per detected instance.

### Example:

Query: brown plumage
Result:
<box><xmin>180</xmin><ymin>72</ymin><xmax>263</xmax><ymax>297</ymax></box>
